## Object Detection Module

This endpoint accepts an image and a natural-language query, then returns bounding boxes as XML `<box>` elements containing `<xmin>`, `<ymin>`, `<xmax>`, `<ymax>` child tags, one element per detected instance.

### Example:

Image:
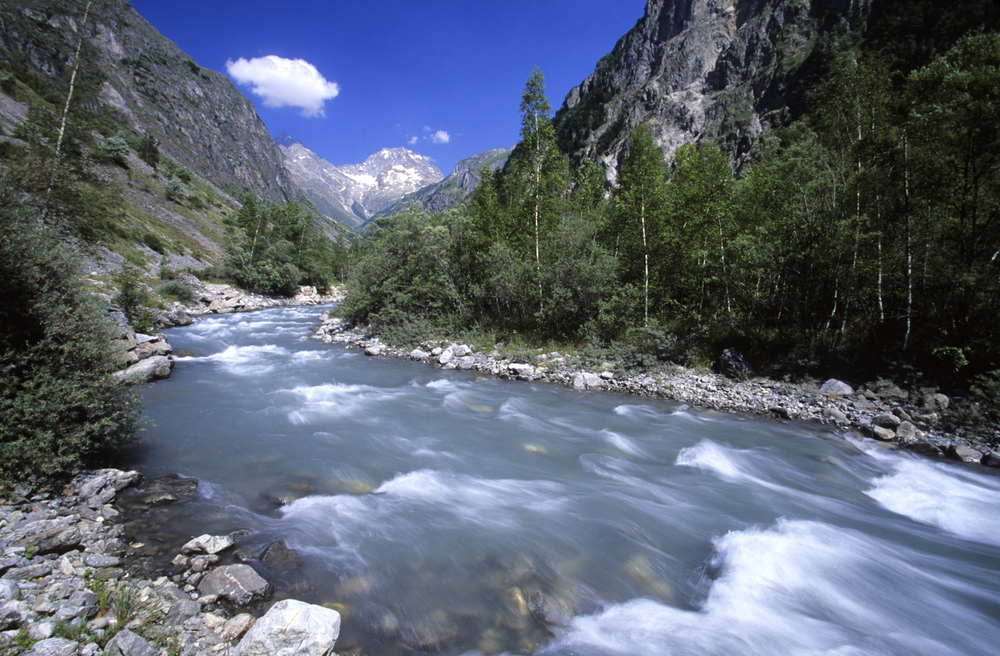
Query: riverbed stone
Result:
<box><xmin>364</xmin><ymin>344</ymin><xmax>381</xmax><ymax>356</ymax></box>
<box><xmin>181</xmin><ymin>534</ymin><xmax>235</xmax><ymax>555</ymax></box>
<box><xmin>820</xmin><ymin>379</ymin><xmax>853</xmax><ymax>396</ymax></box>
<box><xmin>508</xmin><ymin>363</ymin><xmax>534</xmax><ymax>377</ymax></box>
<box><xmin>981</xmin><ymin>451</ymin><xmax>1000</xmax><ymax>467</ymax></box>
<box><xmin>15</xmin><ymin>526</ymin><xmax>81</xmax><ymax>556</ymax></box>
<box><xmin>103</xmin><ymin>629</ymin><xmax>156</xmax><ymax>656</ymax></box>
<box><xmin>221</xmin><ymin>613</ymin><xmax>256</xmax><ymax>642</ymax></box>
<box><xmin>232</xmin><ymin>599</ymin><xmax>340</xmax><ymax>656</ymax></box>
<box><xmin>572</xmin><ymin>373</ymin><xmax>604</xmax><ymax>390</ymax></box>
<box><xmin>197</xmin><ymin>565</ymin><xmax>272</xmax><ymax>606</ymax></box>
<box><xmin>115</xmin><ymin>355</ymin><xmax>173</xmax><ymax>384</ymax></box>
<box><xmin>895</xmin><ymin>421</ymin><xmax>917</xmax><ymax>440</ymax></box>
<box><xmin>946</xmin><ymin>443</ymin><xmax>982</xmax><ymax>463</ymax></box>
<box><xmin>23</xmin><ymin>637</ymin><xmax>78</xmax><ymax>656</ymax></box>
<box><xmin>409</xmin><ymin>349</ymin><xmax>428</xmax><ymax>361</ymax></box>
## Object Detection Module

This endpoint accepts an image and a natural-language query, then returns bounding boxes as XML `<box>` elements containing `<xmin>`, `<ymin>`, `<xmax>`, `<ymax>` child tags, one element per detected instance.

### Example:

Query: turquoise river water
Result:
<box><xmin>126</xmin><ymin>305</ymin><xmax>1000</xmax><ymax>656</ymax></box>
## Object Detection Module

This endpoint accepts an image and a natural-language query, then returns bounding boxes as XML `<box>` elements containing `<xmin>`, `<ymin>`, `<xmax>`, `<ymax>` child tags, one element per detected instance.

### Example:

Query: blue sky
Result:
<box><xmin>128</xmin><ymin>0</ymin><xmax>647</xmax><ymax>174</ymax></box>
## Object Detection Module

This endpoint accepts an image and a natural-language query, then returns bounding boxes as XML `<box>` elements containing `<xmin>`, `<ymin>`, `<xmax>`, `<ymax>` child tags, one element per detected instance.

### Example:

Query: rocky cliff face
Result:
<box><xmin>554</xmin><ymin>0</ymin><xmax>876</xmax><ymax>178</ymax></box>
<box><xmin>0</xmin><ymin>0</ymin><xmax>295</xmax><ymax>202</ymax></box>
<box><xmin>277</xmin><ymin>133</ymin><xmax>444</xmax><ymax>227</ymax></box>
<box><xmin>375</xmin><ymin>147</ymin><xmax>511</xmax><ymax>218</ymax></box>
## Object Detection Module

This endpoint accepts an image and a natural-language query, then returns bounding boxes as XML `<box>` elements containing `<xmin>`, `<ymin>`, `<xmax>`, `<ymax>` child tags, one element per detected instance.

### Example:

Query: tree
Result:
<box><xmin>609</xmin><ymin>124</ymin><xmax>669</xmax><ymax>326</ymax></box>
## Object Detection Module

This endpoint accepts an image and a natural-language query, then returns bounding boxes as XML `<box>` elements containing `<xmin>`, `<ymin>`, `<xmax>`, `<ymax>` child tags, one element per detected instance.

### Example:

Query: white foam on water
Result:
<box><xmin>613</xmin><ymin>404</ymin><xmax>664</xmax><ymax>419</ymax></box>
<box><xmin>182</xmin><ymin>344</ymin><xmax>288</xmax><ymax>376</ymax></box>
<box><xmin>675</xmin><ymin>440</ymin><xmax>751</xmax><ymax>482</ymax></box>
<box><xmin>283</xmin><ymin>381</ymin><xmax>403</xmax><ymax>424</ymax></box>
<box><xmin>864</xmin><ymin>451</ymin><xmax>1000</xmax><ymax>547</ymax></box>
<box><xmin>538</xmin><ymin>519</ymin><xmax>994</xmax><ymax>656</ymax></box>
<box><xmin>374</xmin><ymin>469</ymin><xmax>568</xmax><ymax>527</ymax></box>
<box><xmin>602</xmin><ymin>430</ymin><xmax>650</xmax><ymax>459</ymax></box>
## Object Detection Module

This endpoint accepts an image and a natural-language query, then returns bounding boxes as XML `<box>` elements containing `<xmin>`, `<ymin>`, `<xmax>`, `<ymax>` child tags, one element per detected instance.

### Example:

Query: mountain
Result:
<box><xmin>375</xmin><ymin>147</ymin><xmax>511</xmax><ymax>218</ymax></box>
<box><xmin>0</xmin><ymin>0</ymin><xmax>294</xmax><ymax>202</ymax></box>
<box><xmin>277</xmin><ymin>134</ymin><xmax>444</xmax><ymax>228</ymax></box>
<box><xmin>553</xmin><ymin>0</ymin><xmax>877</xmax><ymax>178</ymax></box>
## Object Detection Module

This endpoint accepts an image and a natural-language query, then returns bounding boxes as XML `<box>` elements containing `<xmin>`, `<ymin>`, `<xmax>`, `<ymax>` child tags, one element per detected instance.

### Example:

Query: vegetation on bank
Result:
<box><xmin>343</xmin><ymin>34</ymin><xmax>1000</xmax><ymax>423</ymax></box>
<box><xmin>0</xmin><ymin>176</ymin><xmax>141</xmax><ymax>485</ymax></box>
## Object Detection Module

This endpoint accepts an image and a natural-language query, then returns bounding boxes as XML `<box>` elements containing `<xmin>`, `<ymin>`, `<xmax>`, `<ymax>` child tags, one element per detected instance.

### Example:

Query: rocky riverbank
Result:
<box><xmin>0</xmin><ymin>471</ymin><xmax>343</xmax><ymax>656</ymax></box>
<box><xmin>313</xmin><ymin>313</ymin><xmax>1000</xmax><ymax>467</ymax></box>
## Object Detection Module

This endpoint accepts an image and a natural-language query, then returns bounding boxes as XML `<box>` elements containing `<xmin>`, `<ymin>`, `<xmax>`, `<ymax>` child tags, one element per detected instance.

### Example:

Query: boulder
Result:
<box><xmin>222</xmin><ymin>613</ymin><xmax>256</xmax><ymax>642</ymax></box>
<box><xmin>872</xmin><ymin>412</ymin><xmax>902</xmax><ymax>429</ymax></box>
<box><xmin>181</xmin><ymin>534</ymin><xmax>235</xmax><ymax>555</ymax></box>
<box><xmin>820</xmin><ymin>379</ymin><xmax>853</xmax><ymax>396</ymax></box>
<box><xmin>364</xmin><ymin>344</ymin><xmax>381</xmax><ymax>356</ymax></box>
<box><xmin>261</xmin><ymin>541</ymin><xmax>300</xmax><ymax>571</ymax></box>
<box><xmin>103</xmin><ymin>629</ymin><xmax>157</xmax><ymax>656</ymax></box>
<box><xmin>453</xmin><ymin>345</ymin><xmax>473</xmax><ymax>357</ymax></box>
<box><xmin>946</xmin><ymin>443</ymin><xmax>982</xmax><ymax>463</ymax></box>
<box><xmin>197</xmin><ymin>564</ymin><xmax>272</xmax><ymax>606</ymax></box>
<box><xmin>115</xmin><ymin>355</ymin><xmax>173</xmax><ymax>384</ymax></box>
<box><xmin>15</xmin><ymin>526</ymin><xmax>81</xmax><ymax>555</ymax></box>
<box><xmin>136</xmin><ymin>474</ymin><xmax>198</xmax><ymax>506</ymax></box>
<box><xmin>455</xmin><ymin>356</ymin><xmax>476</xmax><ymax>370</ymax></box>
<box><xmin>508</xmin><ymin>363</ymin><xmax>535</xmax><ymax>377</ymax></box>
<box><xmin>895</xmin><ymin>421</ymin><xmax>917</xmax><ymax>440</ymax></box>
<box><xmin>22</xmin><ymin>637</ymin><xmax>78</xmax><ymax>656</ymax></box>
<box><xmin>409</xmin><ymin>349</ymin><xmax>429</xmax><ymax>361</ymax></box>
<box><xmin>437</xmin><ymin>349</ymin><xmax>454</xmax><ymax>365</ymax></box>
<box><xmin>572</xmin><ymin>373</ymin><xmax>604</xmax><ymax>390</ymax></box>
<box><xmin>923</xmin><ymin>392</ymin><xmax>950</xmax><ymax>411</ymax></box>
<box><xmin>981</xmin><ymin>451</ymin><xmax>1000</xmax><ymax>467</ymax></box>
<box><xmin>233</xmin><ymin>599</ymin><xmax>340</xmax><ymax>656</ymax></box>
<box><xmin>822</xmin><ymin>406</ymin><xmax>849</xmax><ymax>424</ymax></box>
<box><xmin>717</xmin><ymin>348</ymin><xmax>753</xmax><ymax>379</ymax></box>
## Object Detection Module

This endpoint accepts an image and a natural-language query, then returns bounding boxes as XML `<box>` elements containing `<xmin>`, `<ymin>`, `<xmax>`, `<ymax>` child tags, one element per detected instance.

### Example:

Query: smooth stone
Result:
<box><xmin>233</xmin><ymin>599</ymin><xmax>340</xmax><ymax>656</ymax></box>
<box><xmin>946</xmin><ymin>443</ymin><xmax>982</xmax><ymax>463</ymax></box>
<box><xmin>820</xmin><ymin>379</ymin><xmax>853</xmax><ymax>396</ymax></box>
<box><xmin>181</xmin><ymin>534</ymin><xmax>235</xmax><ymax>555</ymax></box>
<box><xmin>197</xmin><ymin>565</ymin><xmax>272</xmax><ymax>606</ymax></box>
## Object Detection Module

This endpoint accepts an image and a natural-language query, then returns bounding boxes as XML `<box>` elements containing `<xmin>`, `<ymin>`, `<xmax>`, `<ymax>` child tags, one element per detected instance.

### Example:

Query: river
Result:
<box><xmin>125</xmin><ymin>305</ymin><xmax>1000</xmax><ymax>656</ymax></box>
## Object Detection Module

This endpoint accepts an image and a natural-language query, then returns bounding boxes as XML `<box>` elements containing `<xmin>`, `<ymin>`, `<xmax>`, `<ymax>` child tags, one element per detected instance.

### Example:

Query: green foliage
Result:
<box><xmin>99</xmin><ymin>136</ymin><xmax>130</xmax><ymax>168</ymax></box>
<box><xmin>223</xmin><ymin>197</ymin><xmax>339</xmax><ymax>296</ymax></box>
<box><xmin>156</xmin><ymin>280</ymin><xmax>195</xmax><ymax>303</ymax></box>
<box><xmin>141</xmin><ymin>231</ymin><xmax>166</xmax><ymax>254</ymax></box>
<box><xmin>969</xmin><ymin>370</ymin><xmax>1000</xmax><ymax>423</ymax></box>
<box><xmin>0</xmin><ymin>176</ymin><xmax>140</xmax><ymax>483</ymax></box>
<box><xmin>113</xmin><ymin>264</ymin><xmax>156</xmax><ymax>333</ymax></box>
<box><xmin>164</xmin><ymin>176</ymin><xmax>185</xmax><ymax>202</ymax></box>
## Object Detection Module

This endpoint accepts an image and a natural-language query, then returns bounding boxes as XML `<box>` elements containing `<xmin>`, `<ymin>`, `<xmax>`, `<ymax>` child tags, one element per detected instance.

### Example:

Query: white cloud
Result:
<box><xmin>431</xmin><ymin>130</ymin><xmax>450</xmax><ymax>144</ymax></box>
<box><xmin>407</xmin><ymin>136</ymin><xmax>418</xmax><ymax>145</ymax></box>
<box><xmin>226</xmin><ymin>55</ymin><xmax>339</xmax><ymax>117</ymax></box>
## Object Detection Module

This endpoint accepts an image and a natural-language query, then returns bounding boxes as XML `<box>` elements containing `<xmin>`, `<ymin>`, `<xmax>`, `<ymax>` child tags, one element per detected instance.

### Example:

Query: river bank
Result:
<box><xmin>313</xmin><ymin>312</ymin><xmax>1000</xmax><ymax>468</ymax></box>
<box><xmin>0</xmin><ymin>471</ymin><xmax>342</xmax><ymax>656</ymax></box>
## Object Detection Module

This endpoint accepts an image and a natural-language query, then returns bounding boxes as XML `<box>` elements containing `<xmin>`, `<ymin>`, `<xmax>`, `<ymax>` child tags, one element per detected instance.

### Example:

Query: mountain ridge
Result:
<box><xmin>277</xmin><ymin>133</ymin><xmax>444</xmax><ymax>228</ymax></box>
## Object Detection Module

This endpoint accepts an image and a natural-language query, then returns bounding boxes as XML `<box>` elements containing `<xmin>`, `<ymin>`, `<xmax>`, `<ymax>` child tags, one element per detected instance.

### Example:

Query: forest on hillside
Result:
<box><xmin>343</xmin><ymin>25</ymin><xmax>1000</xmax><ymax>400</ymax></box>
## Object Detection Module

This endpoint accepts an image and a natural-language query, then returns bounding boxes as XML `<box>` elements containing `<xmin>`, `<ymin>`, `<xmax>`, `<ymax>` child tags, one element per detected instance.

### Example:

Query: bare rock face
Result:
<box><xmin>0</xmin><ymin>0</ymin><xmax>294</xmax><ymax>203</ymax></box>
<box><xmin>554</xmin><ymin>0</ymin><xmax>876</xmax><ymax>178</ymax></box>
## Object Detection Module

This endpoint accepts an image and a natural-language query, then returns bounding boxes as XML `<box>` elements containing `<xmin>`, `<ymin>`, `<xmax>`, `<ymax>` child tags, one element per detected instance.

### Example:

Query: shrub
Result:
<box><xmin>164</xmin><ymin>176</ymin><xmax>185</xmax><ymax>202</ymax></box>
<box><xmin>99</xmin><ymin>136</ymin><xmax>130</xmax><ymax>168</ymax></box>
<box><xmin>156</xmin><ymin>279</ymin><xmax>195</xmax><ymax>303</ymax></box>
<box><xmin>113</xmin><ymin>264</ymin><xmax>156</xmax><ymax>334</ymax></box>
<box><xmin>141</xmin><ymin>231</ymin><xmax>166</xmax><ymax>254</ymax></box>
<box><xmin>0</xmin><ymin>176</ymin><xmax>140</xmax><ymax>483</ymax></box>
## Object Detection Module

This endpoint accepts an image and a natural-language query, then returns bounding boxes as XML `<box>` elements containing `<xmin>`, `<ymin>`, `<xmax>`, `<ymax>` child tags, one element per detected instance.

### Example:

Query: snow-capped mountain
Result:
<box><xmin>277</xmin><ymin>133</ymin><xmax>444</xmax><ymax>228</ymax></box>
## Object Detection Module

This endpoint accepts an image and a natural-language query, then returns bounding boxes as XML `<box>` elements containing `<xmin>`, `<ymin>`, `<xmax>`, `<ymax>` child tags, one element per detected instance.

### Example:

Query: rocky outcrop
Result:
<box><xmin>0</xmin><ymin>0</ymin><xmax>295</xmax><ymax>203</ymax></box>
<box><xmin>554</xmin><ymin>0</ymin><xmax>876</xmax><ymax>177</ymax></box>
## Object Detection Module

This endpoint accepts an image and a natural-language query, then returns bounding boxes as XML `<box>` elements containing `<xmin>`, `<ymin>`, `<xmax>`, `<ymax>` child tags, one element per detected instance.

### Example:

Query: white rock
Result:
<box><xmin>233</xmin><ymin>599</ymin><xmax>341</xmax><ymax>656</ymax></box>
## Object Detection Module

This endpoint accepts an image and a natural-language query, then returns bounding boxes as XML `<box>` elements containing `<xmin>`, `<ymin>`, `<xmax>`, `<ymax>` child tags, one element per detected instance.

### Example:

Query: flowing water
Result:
<box><xmin>126</xmin><ymin>306</ymin><xmax>1000</xmax><ymax>656</ymax></box>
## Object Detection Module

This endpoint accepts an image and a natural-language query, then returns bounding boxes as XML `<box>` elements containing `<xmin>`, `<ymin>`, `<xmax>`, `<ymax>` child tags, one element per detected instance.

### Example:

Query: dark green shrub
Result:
<box><xmin>99</xmin><ymin>136</ymin><xmax>130</xmax><ymax>168</ymax></box>
<box><xmin>156</xmin><ymin>279</ymin><xmax>195</xmax><ymax>303</ymax></box>
<box><xmin>0</xmin><ymin>176</ymin><xmax>140</xmax><ymax>483</ymax></box>
<box><xmin>164</xmin><ymin>176</ymin><xmax>185</xmax><ymax>202</ymax></box>
<box><xmin>113</xmin><ymin>264</ymin><xmax>156</xmax><ymax>333</ymax></box>
<box><xmin>141</xmin><ymin>231</ymin><xmax>166</xmax><ymax>254</ymax></box>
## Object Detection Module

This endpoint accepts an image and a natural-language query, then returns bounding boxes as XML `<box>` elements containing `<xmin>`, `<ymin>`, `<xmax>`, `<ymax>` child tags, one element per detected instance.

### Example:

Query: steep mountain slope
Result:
<box><xmin>0</xmin><ymin>0</ymin><xmax>294</xmax><ymax>202</ymax></box>
<box><xmin>554</xmin><ymin>0</ymin><xmax>876</xmax><ymax>178</ymax></box>
<box><xmin>376</xmin><ymin>147</ymin><xmax>510</xmax><ymax>218</ymax></box>
<box><xmin>278</xmin><ymin>133</ymin><xmax>444</xmax><ymax>227</ymax></box>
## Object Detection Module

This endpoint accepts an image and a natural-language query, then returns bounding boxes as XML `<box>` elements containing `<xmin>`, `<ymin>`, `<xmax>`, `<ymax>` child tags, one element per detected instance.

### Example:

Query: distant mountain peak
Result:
<box><xmin>278</xmin><ymin>139</ymin><xmax>443</xmax><ymax>228</ymax></box>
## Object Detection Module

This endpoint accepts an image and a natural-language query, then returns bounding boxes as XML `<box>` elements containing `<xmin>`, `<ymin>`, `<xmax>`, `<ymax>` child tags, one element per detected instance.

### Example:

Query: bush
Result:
<box><xmin>99</xmin><ymin>136</ymin><xmax>130</xmax><ymax>168</ymax></box>
<box><xmin>0</xmin><ymin>176</ymin><xmax>140</xmax><ymax>483</ymax></box>
<box><xmin>156</xmin><ymin>279</ymin><xmax>195</xmax><ymax>303</ymax></box>
<box><xmin>164</xmin><ymin>176</ymin><xmax>185</xmax><ymax>202</ymax></box>
<box><xmin>113</xmin><ymin>264</ymin><xmax>156</xmax><ymax>333</ymax></box>
<box><xmin>141</xmin><ymin>231</ymin><xmax>166</xmax><ymax>254</ymax></box>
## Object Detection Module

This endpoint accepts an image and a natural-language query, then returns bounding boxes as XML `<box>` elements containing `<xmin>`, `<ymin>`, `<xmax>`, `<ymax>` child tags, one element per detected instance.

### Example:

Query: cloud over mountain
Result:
<box><xmin>226</xmin><ymin>55</ymin><xmax>339</xmax><ymax>117</ymax></box>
